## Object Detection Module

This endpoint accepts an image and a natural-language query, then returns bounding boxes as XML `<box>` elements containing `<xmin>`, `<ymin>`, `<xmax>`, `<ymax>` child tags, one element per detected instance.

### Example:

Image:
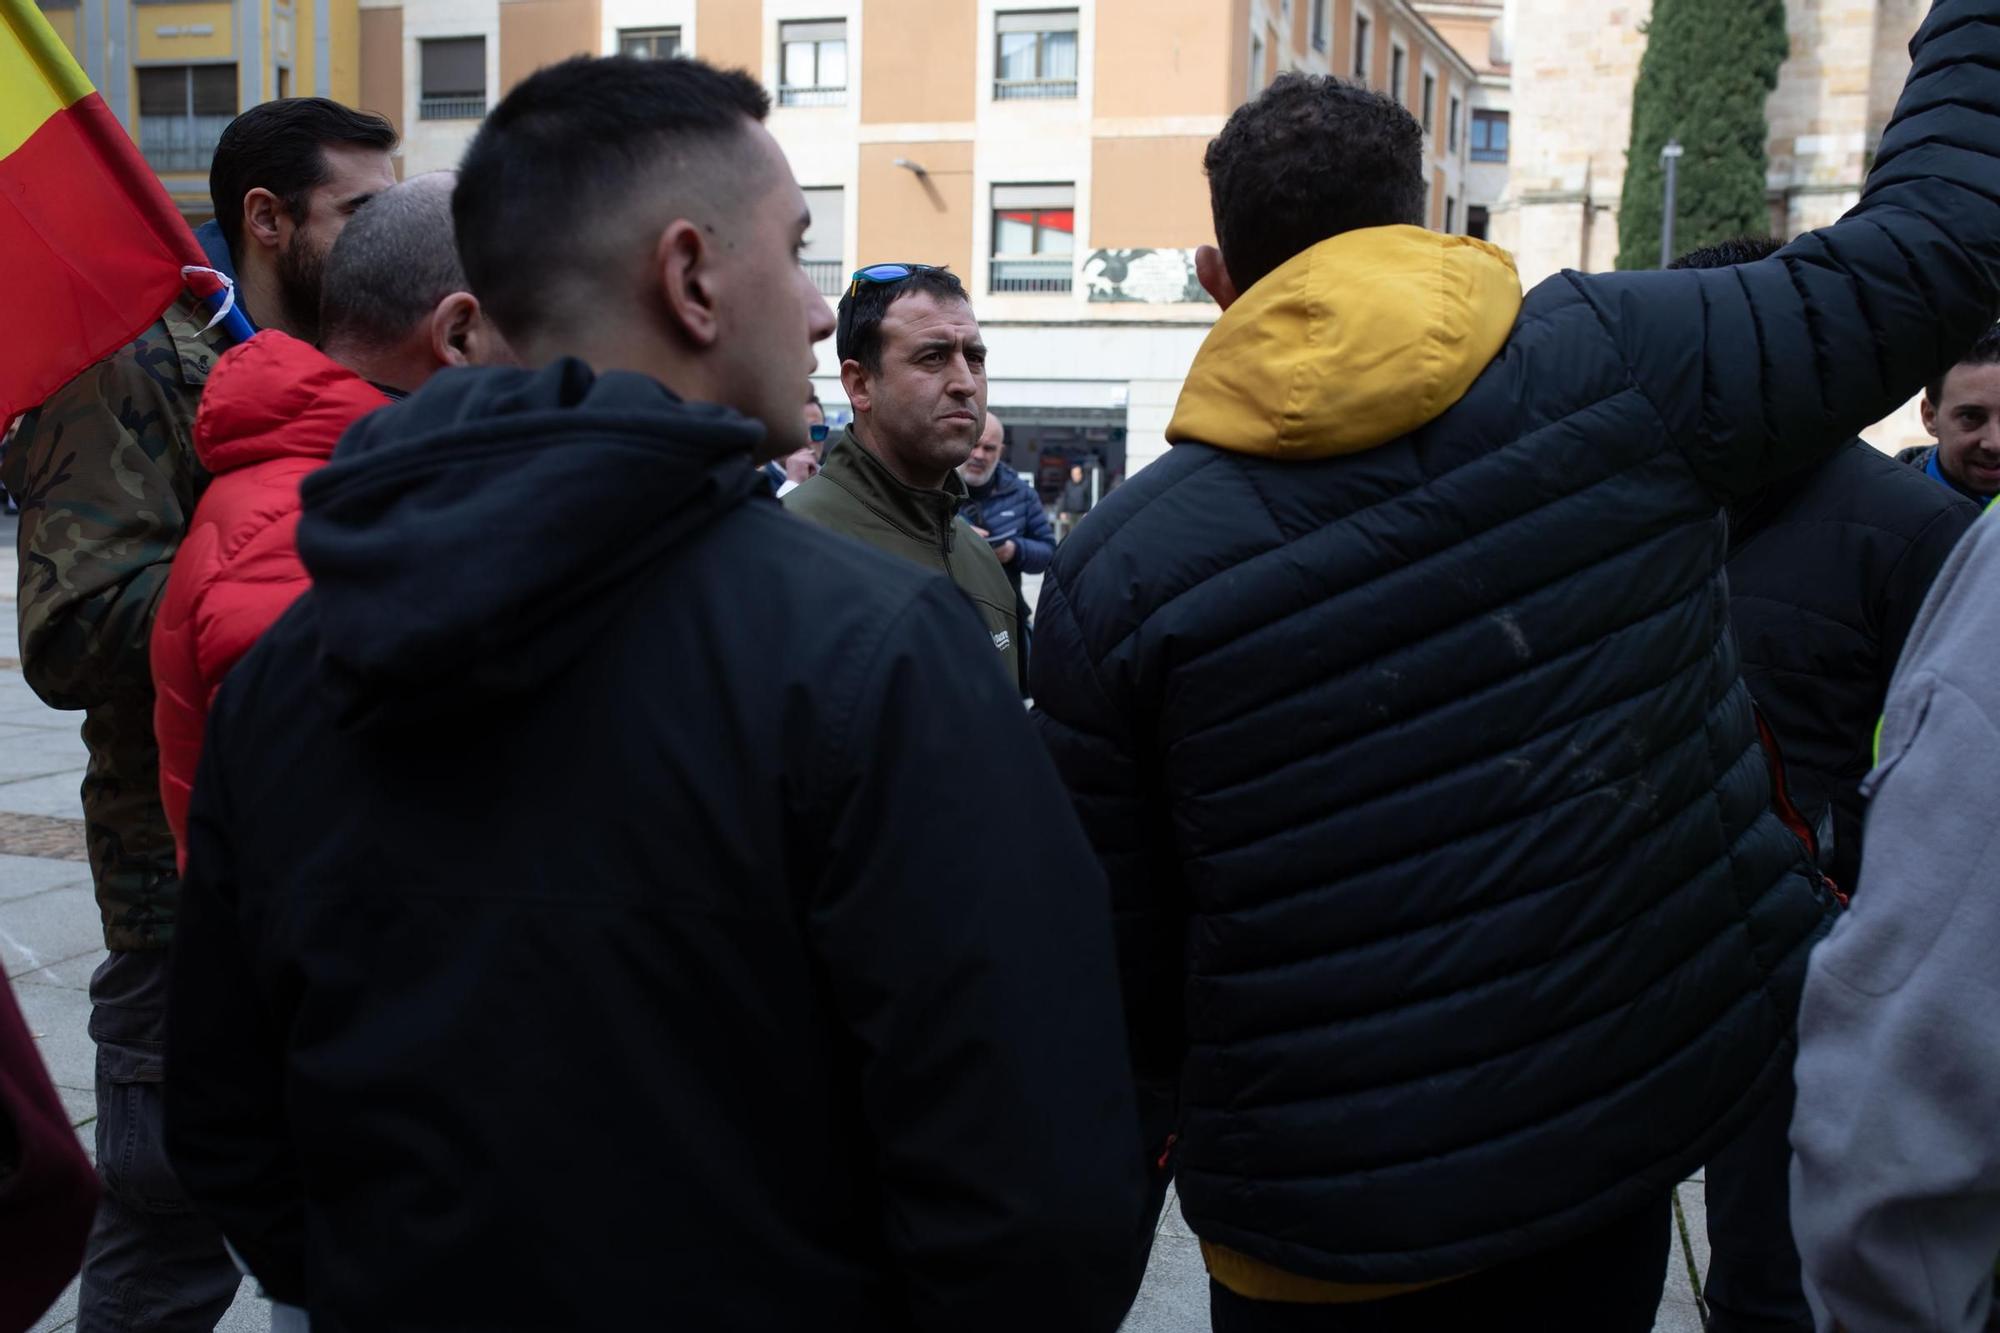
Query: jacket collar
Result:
<box><xmin>820</xmin><ymin>425</ymin><xmax>968</xmax><ymax>549</ymax></box>
<box><xmin>194</xmin><ymin>332</ymin><xmax>390</xmax><ymax>475</ymax></box>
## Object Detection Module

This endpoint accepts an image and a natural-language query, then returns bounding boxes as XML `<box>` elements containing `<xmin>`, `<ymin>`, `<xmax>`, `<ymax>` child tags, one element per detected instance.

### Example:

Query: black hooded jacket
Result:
<box><xmin>161</xmin><ymin>360</ymin><xmax>1145</xmax><ymax>1331</ymax></box>
<box><xmin>1728</xmin><ymin>440</ymin><xmax>1977</xmax><ymax>892</ymax></box>
<box><xmin>1031</xmin><ymin>0</ymin><xmax>2000</xmax><ymax>1293</ymax></box>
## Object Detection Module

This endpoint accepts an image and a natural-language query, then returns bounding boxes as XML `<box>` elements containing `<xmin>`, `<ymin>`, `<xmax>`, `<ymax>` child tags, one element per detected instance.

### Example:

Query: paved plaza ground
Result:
<box><xmin>1</xmin><ymin>513</ymin><xmax>1711</xmax><ymax>1332</ymax></box>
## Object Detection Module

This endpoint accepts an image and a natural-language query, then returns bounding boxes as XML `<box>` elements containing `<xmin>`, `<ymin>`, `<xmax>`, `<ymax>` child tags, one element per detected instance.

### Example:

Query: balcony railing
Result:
<box><xmin>419</xmin><ymin>95</ymin><xmax>486</xmax><ymax>121</ymax></box>
<box><xmin>804</xmin><ymin>259</ymin><xmax>844</xmax><ymax>297</ymax></box>
<box><xmin>139</xmin><ymin>114</ymin><xmax>231</xmax><ymax>173</ymax></box>
<box><xmin>991</xmin><ymin>259</ymin><xmax>1072</xmax><ymax>294</ymax></box>
<box><xmin>994</xmin><ymin>78</ymin><xmax>1077</xmax><ymax>101</ymax></box>
<box><xmin>777</xmin><ymin>85</ymin><xmax>845</xmax><ymax>108</ymax></box>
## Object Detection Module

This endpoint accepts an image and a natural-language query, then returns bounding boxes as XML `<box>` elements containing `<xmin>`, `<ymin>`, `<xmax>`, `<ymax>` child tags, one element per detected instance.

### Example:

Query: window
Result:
<box><xmin>1248</xmin><ymin>27</ymin><xmax>1265</xmax><ymax>97</ymax></box>
<box><xmin>276</xmin><ymin>66</ymin><xmax>290</xmax><ymax>99</ymax></box>
<box><xmin>991</xmin><ymin>184</ymin><xmax>1074</xmax><ymax>294</ymax></box>
<box><xmin>1467</xmin><ymin>205</ymin><xmax>1490</xmax><ymax>240</ymax></box>
<box><xmin>1445</xmin><ymin>195</ymin><xmax>1456</xmax><ymax>233</ymax></box>
<box><xmin>1449</xmin><ymin>94</ymin><xmax>1461</xmax><ymax>152</ymax></box>
<box><xmin>1311</xmin><ymin>0</ymin><xmax>1329</xmax><ymax>52</ymax></box>
<box><xmin>1353</xmin><ymin>15</ymin><xmax>1369</xmax><ymax>80</ymax></box>
<box><xmin>1421</xmin><ymin>72</ymin><xmax>1435</xmax><ymax>134</ymax></box>
<box><xmin>1471</xmin><ymin>108</ymin><xmax>1509</xmax><ymax>163</ymax></box>
<box><xmin>618</xmin><ymin>27</ymin><xmax>681</xmax><ymax>59</ymax></box>
<box><xmin>995</xmin><ymin>10</ymin><xmax>1078</xmax><ymax>100</ymax></box>
<box><xmin>419</xmin><ymin>37</ymin><xmax>485</xmax><ymax>119</ymax></box>
<box><xmin>137</xmin><ymin>64</ymin><xmax>236</xmax><ymax>171</ymax></box>
<box><xmin>779</xmin><ymin>19</ymin><xmax>846</xmax><ymax>107</ymax></box>
<box><xmin>801</xmin><ymin>186</ymin><xmax>844</xmax><ymax>297</ymax></box>
<box><xmin>1390</xmin><ymin>44</ymin><xmax>1406</xmax><ymax>105</ymax></box>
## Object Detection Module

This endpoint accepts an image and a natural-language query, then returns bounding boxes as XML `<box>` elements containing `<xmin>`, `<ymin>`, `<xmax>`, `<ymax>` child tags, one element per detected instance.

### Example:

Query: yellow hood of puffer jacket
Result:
<box><xmin>1167</xmin><ymin>225</ymin><xmax>1523</xmax><ymax>459</ymax></box>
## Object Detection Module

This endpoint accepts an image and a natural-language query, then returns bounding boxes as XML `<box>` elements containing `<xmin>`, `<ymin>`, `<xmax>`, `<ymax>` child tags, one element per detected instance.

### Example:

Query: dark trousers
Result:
<box><xmin>1704</xmin><ymin>1068</ymin><xmax>1813</xmax><ymax>1332</ymax></box>
<box><xmin>1208</xmin><ymin>1194</ymin><xmax>1671</xmax><ymax>1333</ymax></box>
<box><xmin>78</xmin><ymin>953</ymin><xmax>240</xmax><ymax>1333</ymax></box>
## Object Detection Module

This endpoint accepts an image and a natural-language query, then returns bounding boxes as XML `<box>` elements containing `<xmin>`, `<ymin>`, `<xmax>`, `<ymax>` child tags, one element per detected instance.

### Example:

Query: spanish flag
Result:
<box><xmin>0</xmin><ymin>0</ymin><xmax>215</xmax><ymax>419</ymax></box>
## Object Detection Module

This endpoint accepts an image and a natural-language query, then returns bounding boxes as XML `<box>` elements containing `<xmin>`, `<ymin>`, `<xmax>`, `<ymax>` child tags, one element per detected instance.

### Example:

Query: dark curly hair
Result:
<box><xmin>1203</xmin><ymin>73</ymin><xmax>1425</xmax><ymax>294</ymax></box>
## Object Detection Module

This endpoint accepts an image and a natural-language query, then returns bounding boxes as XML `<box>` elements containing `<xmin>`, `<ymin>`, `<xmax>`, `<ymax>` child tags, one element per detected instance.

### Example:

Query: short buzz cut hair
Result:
<box><xmin>453</xmin><ymin>55</ymin><xmax>771</xmax><ymax>343</ymax></box>
<box><xmin>318</xmin><ymin>173</ymin><xmax>467</xmax><ymax>352</ymax></box>
<box><xmin>1929</xmin><ymin>324</ymin><xmax>2000</xmax><ymax>404</ymax></box>
<box><xmin>1668</xmin><ymin>236</ymin><xmax>1785</xmax><ymax>270</ymax></box>
<box><xmin>209</xmin><ymin>99</ymin><xmax>399</xmax><ymax>262</ymax></box>
<box><xmin>836</xmin><ymin>267</ymin><xmax>970</xmax><ymax>370</ymax></box>
<box><xmin>1204</xmin><ymin>73</ymin><xmax>1425</xmax><ymax>295</ymax></box>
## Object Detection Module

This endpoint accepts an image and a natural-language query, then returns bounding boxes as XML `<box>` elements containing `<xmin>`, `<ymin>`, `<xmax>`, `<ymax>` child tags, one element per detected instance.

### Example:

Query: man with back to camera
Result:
<box><xmin>784</xmin><ymin>265</ymin><xmax>1022</xmax><ymax>682</ymax></box>
<box><xmin>1030</xmin><ymin>5</ymin><xmax>2000</xmax><ymax>1327</ymax></box>
<box><xmin>1899</xmin><ymin>324</ymin><xmax>2000</xmax><ymax>506</ymax></box>
<box><xmin>161</xmin><ymin>56</ymin><xmax>1145</xmax><ymax>1332</ymax></box>
<box><xmin>0</xmin><ymin>95</ymin><xmax>396</xmax><ymax>1332</ymax></box>
<box><xmin>1670</xmin><ymin>235</ymin><xmax>1977</xmax><ymax>1333</ymax></box>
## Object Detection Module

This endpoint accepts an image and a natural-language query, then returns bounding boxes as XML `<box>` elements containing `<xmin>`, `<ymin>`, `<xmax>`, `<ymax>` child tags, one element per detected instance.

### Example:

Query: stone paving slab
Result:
<box><xmin>0</xmin><ymin>812</ymin><xmax>90</xmax><ymax>863</ymax></box>
<box><xmin>0</xmin><ymin>882</ymin><xmax>102</xmax><ymax>980</ymax></box>
<box><xmin>28</xmin><ymin>1277</ymin><xmax>270</xmax><ymax>1333</ymax></box>
<box><xmin>13</xmin><ymin>972</ymin><xmax>96</xmax><ymax>1098</ymax></box>
<box><xmin>0</xmin><ymin>770</ymin><xmax>91</xmax><ymax>818</ymax></box>
<box><xmin>0</xmin><ymin>852</ymin><xmax>93</xmax><ymax>903</ymax></box>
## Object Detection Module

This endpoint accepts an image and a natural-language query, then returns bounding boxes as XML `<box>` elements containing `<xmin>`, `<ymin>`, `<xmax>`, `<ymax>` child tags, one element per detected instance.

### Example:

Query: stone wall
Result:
<box><xmin>1498</xmin><ymin>0</ymin><xmax>1934</xmax><ymax>448</ymax></box>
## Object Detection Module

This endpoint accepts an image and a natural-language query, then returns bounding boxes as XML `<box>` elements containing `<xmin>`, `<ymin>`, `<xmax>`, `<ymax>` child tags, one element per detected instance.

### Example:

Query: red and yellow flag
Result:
<box><xmin>0</xmin><ymin>0</ymin><xmax>211</xmax><ymax>420</ymax></box>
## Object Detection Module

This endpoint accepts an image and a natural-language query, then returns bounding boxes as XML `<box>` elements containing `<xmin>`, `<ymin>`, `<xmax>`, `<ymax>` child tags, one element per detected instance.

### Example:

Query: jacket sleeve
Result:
<box><xmin>162</xmin><ymin>695</ymin><xmax>307</xmax><ymax>1305</ymax></box>
<box><xmin>1014</xmin><ymin>488</ymin><xmax>1057</xmax><ymax>575</ymax></box>
<box><xmin>1878</xmin><ymin>501</ymin><xmax>1977</xmax><ymax>681</ymax></box>
<box><xmin>1583</xmin><ymin>1</ymin><xmax>2000</xmax><ymax>502</ymax></box>
<box><xmin>806</xmin><ymin>579</ymin><xmax>1145</xmax><ymax>1331</ymax></box>
<box><xmin>1</xmin><ymin>332</ymin><xmax>199</xmax><ymax>711</ymax></box>
<box><xmin>1790</xmin><ymin>523</ymin><xmax>2000</xmax><ymax>1333</ymax></box>
<box><xmin>1029</xmin><ymin>571</ymin><xmax>1188</xmax><ymax>1167</ymax></box>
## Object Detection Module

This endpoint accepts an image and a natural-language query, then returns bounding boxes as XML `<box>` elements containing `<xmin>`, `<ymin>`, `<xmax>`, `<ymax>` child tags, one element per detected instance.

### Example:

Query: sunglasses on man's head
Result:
<box><xmin>836</xmin><ymin>263</ymin><xmax>944</xmax><ymax>361</ymax></box>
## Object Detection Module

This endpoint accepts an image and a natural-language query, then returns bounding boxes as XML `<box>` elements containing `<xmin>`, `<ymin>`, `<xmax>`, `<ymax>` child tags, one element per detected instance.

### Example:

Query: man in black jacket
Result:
<box><xmin>162</xmin><ymin>56</ymin><xmax>1145</xmax><ymax>1332</ymax></box>
<box><xmin>1672</xmin><ymin>236</ymin><xmax>1978</xmax><ymax>1333</ymax></box>
<box><xmin>1031</xmin><ymin>8</ymin><xmax>2000</xmax><ymax>1329</ymax></box>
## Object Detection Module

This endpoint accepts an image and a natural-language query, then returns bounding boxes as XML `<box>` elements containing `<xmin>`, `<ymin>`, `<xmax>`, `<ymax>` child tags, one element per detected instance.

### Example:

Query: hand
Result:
<box><xmin>971</xmin><ymin>525</ymin><xmax>991</xmax><ymax>538</ymax></box>
<box><xmin>995</xmin><ymin>539</ymin><xmax>1018</xmax><ymax>565</ymax></box>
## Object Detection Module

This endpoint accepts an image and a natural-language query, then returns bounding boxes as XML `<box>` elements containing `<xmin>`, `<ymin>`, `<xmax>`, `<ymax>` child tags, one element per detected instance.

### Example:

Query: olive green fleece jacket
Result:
<box><xmin>783</xmin><ymin>427</ymin><xmax>1022</xmax><ymax>683</ymax></box>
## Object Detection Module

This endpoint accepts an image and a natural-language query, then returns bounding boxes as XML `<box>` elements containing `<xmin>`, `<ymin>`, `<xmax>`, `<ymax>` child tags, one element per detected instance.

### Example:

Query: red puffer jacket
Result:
<box><xmin>152</xmin><ymin>332</ymin><xmax>389</xmax><ymax>868</ymax></box>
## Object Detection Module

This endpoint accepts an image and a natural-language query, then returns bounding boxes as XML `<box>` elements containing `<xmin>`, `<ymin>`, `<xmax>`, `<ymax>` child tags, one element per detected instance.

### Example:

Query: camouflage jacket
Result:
<box><xmin>0</xmin><ymin>298</ymin><xmax>219</xmax><ymax>951</ymax></box>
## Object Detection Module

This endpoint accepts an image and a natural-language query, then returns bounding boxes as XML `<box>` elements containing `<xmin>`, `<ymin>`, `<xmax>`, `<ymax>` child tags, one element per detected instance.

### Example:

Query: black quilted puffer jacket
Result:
<box><xmin>1031</xmin><ymin>0</ymin><xmax>2000</xmax><ymax>1292</ymax></box>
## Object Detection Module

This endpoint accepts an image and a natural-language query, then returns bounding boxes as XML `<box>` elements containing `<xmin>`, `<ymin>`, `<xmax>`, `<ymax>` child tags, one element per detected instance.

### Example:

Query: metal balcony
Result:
<box><xmin>990</xmin><ymin>259</ymin><xmax>1073</xmax><ymax>294</ymax></box>
<box><xmin>993</xmin><ymin>78</ymin><xmax>1077</xmax><ymax>101</ymax></box>
<box><xmin>419</xmin><ymin>95</ymin><xmax>486</xmax><ymax>121</ymax></box>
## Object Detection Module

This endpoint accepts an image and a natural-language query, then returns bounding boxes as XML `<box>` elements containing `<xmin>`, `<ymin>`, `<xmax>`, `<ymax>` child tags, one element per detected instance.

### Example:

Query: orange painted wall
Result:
<box><xmin>861</xmin><ymin>0</ymin><xmax>974</xmax><ymax>123</ymax></box>
<box><xmin>499</xmin><ymin>0</ymin><xmax>602</xmax><ymax>95</ymax></box>
<box><xmin>1091</xmin><ymin>136</ymin><xmax>1215</xmax><ymax>249</ymax></box>
<box><xmin>695</xmin><ymin>0</ymin><xmax>761</xmax><ymax>77</ymax></box>
<box><xmin>359</xmin><ymin>6</ymin><xmax>403</xmax><ymax>135</ymax></box>
<box><xmin>856</xmin><ymin>141</ymin><xmax>975</xmax><ymax>282</ymax></box>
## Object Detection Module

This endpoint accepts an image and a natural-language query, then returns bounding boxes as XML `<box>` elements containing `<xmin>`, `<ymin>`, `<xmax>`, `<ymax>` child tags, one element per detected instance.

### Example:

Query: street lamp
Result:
<box><xmin>1659</xmin><ymin>138</ymin><xmax>1684</xmax><ymax>269</ymax></box>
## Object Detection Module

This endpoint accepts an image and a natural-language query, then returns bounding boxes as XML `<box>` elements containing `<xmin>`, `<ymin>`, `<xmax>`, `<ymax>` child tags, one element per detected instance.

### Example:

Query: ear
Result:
<box><xmin>428</xmin><ymin>292</ymin><xmax>489</xmax><ymax>369</ymax></box>
<box><xmin>242</xmin><ymin>187</ymin><xmax>288</xmax><ymax>253</ymax></box>
<box><xmin>1922</xmin><ymin>393</ymin><xmax>1940</xmax><ymax>440</ymax></box>
<box><xmin>839</xmin><ymin>358</ymin><xmax>871</xmax><ymax>415</ymax></box>
<box><xmin>655</xmin><ymin>219</ymin><xmax>720</xmax><ymax>349</ymax></box>
<box><xmin>1195</xmin><ymin>244</ymin><xmax>1240</xmax><ymax>311</ymax></box>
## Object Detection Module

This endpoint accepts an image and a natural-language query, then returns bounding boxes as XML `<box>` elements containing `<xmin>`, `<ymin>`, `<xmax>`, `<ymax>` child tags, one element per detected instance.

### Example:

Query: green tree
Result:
<box><xmin>1617</xmin><ymin>0</ymin><xmax>1788</xmax><ymax>270</ymax></box>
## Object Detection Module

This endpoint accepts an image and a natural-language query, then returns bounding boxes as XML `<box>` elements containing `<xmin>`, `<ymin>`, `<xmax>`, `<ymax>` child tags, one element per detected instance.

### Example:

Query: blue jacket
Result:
<box><xmin>960</xmin><ymin>462</ymin><xmax>1055</xmax><ymax>581</ymax></box>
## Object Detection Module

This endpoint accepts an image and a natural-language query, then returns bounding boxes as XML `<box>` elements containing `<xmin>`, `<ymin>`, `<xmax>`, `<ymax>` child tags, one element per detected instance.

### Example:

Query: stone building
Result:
<box><xmin>1493</xmin><ymin>0</ymin><xmax>1931</xmax><ymax>448</ymax></box>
